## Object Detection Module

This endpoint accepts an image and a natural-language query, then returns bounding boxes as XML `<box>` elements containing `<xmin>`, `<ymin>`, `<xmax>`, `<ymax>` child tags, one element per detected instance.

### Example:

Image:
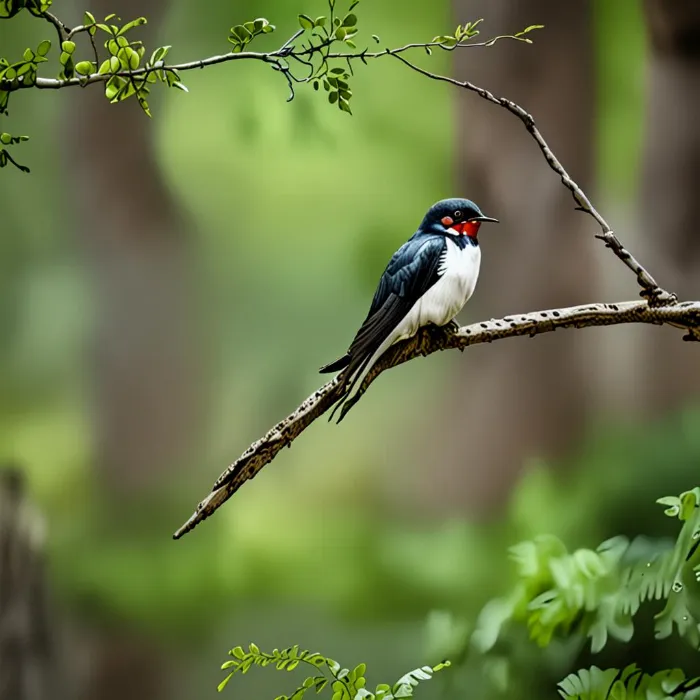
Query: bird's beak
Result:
<box><xmin>470</xmin><ymin>215</ymin><xmax>499</xmax><ymax>223</ymax></box>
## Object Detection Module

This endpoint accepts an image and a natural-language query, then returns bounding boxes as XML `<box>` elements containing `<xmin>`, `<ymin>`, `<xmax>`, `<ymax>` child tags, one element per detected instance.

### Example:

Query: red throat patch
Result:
<box><xmin>454</xmin><ymin>221</ymin><xmax>481</xmax><ymax>238</ymax></box>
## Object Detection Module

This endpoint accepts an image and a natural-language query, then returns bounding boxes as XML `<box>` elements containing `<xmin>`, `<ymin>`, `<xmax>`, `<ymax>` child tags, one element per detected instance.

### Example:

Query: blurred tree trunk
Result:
<box><xmin>0</xmin><ymin>466</ymin><xmax>56</xmax><ymax>700</ymax></box>
<box><xmin>66</xmin><ymin>0</ymin><xmax>203</xmax><ymax>698</ymax></box>
<box><xmin>638</xmin><ymin>1</ymin><xmax>700</xmax><ymax>411</ymax></box>
<box><xmin>71</xmin><ymin>0</ymin><xmax>201</xmax><ymax>497</ymax></box>
<box><xmin>418</xmin><ymin>0</ymin><xmax>597</xmax><ymax>512</ymax></box>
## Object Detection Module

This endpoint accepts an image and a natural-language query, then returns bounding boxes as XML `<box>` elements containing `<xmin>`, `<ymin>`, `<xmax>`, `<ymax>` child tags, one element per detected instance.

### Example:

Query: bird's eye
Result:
<box><xmin>454</xmin><ymin>210</ymin><xmax>462</xmax><ymax>218</ymax></box>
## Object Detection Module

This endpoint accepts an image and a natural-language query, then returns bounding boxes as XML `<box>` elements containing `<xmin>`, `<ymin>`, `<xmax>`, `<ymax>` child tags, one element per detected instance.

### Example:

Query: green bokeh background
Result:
<box><xmin>2</xmin><ymin>1</ymin><xmax>699</xmax><ymax>698</ymax></box>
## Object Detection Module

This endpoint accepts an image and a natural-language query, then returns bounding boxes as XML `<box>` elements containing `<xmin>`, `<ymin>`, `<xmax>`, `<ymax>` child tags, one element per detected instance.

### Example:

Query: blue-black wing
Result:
<box><xmin>319</xmin><ymin>233</ymin><xmax>445</xmax><ymax>376</ymax></box>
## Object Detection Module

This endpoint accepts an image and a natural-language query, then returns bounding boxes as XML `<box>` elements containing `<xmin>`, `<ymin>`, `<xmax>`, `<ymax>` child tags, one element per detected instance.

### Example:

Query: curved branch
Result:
<box><xmin>26</xmin><ymin>50</ymin><xmax>286</xmax><ymax>90</ymax></box>
<box><xmin>172</xmin><ymin>299</ymin><xmax>700</xmax><ymax>539</ymax></box>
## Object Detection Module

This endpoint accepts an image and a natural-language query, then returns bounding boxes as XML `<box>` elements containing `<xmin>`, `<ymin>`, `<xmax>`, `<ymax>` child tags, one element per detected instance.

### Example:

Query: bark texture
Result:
<box><xmin>0</xmin><ymin>466</ymin><xmax>56</xmax><ymax>700</ymax></box>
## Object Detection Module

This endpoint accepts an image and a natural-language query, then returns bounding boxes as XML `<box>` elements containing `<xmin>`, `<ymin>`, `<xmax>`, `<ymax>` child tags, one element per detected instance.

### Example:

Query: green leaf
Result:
<box><xmin>334</xmin><ymin>27</ymin><xmax>347</xmax><ymax>40</ymax></box>
<box><xmin>232</xmin><ymin>25</ymin><xmax>252</xmax><ymax>42</ymax></box>
<box><xmin>252</xmin><ymin>18</ymin><xmax>273</xmax><ymax>33</ymax></box>
<box><xmin>126</xmin><ymin>48</ymin><xmax>139</xmax><ymax>70</ymax></box>
<box><xmin>83</xmin><ymin>10</ymin><xmax>95</xmax><ymax>25</ymax></box>
<box><xmin>36</xmin><ymin>40</ymin><xmax>51</xmax><ymax>57</ymax></box>
<box><xmin>314</xmin><ymin>16</ymin><xmax>326</xmax><ymax>27</ymax></box>
<box><xmin>298</xmin><ymin>14</ymin><xmax>314</xmax><ymax>30</ymax></box>
<box><xmin>342</xmin><ymin>13</ymin><xmax>357</xmax><ymax>27</ymax></box>
<box><xmin>217</xmin><ymin>672</ymin><xmax>234</xmax><ymax>693</ymax></box>
<box><xmin>61</xmin><ymin>40</ymin><xmax>76</xmax><ymax>54</ymax></box>
<box><xmin>104</xmin><ymin>76</ymin><xmax>122</xmax><ymax>100</ymax></box>
<box><xmin>75</xmin><ymin>60</ymin><xmax>94</xmax><ymax>75</ymax></box>
<box><xmin>22</xmin><ymin>48</ymin><xmax>34</xmax><ymax>62</ymax></box>
<box><xmin>329</xmin><ymin>91</ymin><xmax>338</xmax><ymax>104</ymax></box>
<box><xmin>0</xmin><ymin>0</ymin><xmax>24</xmax><ymax>19</ymax></box>
<box><xmin>117</xmin><ymin>17</ymin><xmax>147</xmax><ymax>35</ymax></box>
<box><xmin>517</xmin><ymin>24</ymin><xmax>544</xmax><ymax>36</ymax></box>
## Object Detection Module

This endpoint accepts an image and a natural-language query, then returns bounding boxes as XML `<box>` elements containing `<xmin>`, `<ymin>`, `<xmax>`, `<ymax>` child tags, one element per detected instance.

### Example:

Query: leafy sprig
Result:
<box><xmin>0</xmin><ymin>0</ymin><xmax>543</xmax><ymax>172</ymax></box>
<box><xmin>217</xmin><ymin>643</ymin><xmax>450</xmax><ymax>699</ymax></box>
<box><xmin>430</xmin><ymin>20</ymin><xmax>543</xmax><ymax>51</ymax></box>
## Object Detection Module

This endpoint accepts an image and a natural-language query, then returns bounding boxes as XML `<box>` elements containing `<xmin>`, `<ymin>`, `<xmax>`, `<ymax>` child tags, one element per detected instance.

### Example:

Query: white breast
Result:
<box><xmin>398</xmin><ymin>238</ymin><xmax>481</xmax><ymax>339</ymax></box>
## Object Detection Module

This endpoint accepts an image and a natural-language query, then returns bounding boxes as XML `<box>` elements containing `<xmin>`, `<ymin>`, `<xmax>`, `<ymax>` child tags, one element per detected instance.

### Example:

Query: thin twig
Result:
<box><xmin>42</xmin><ymin>11</ymin><xmax>69</xmax><ymax>45</ymax></box>
<box><xmin>0</xmin><ymin>149</ymin><xmax>30</xmax><ymax>172</ymax></box>
<box><xmin>173</xmin><ymin>299</ymin><xmax>700</xmax><ymax>539</ymax></box>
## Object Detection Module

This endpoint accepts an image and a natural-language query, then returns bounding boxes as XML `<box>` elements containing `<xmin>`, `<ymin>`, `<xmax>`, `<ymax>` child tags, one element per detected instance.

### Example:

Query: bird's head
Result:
<box><xmin>420</xmin><ymin>198</ymin><xmax>499</xmax><ymax>240</ymax></box>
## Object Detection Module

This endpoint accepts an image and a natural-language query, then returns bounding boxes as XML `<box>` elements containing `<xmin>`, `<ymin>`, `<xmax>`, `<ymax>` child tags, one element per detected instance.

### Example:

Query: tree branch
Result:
<box><xmin>24</xmin><ymin>50</ymin><xmax>287</xmax><ymax>90</ymax></box>
<box><xmin>18</xmin><ymin>35</ymin><xmax>525</xmax><ymax>92</ymax></box>
<box><xmin>173</xmin><ymin>299</ymin><xmax>700</xmax><ymax>539</ymax></box>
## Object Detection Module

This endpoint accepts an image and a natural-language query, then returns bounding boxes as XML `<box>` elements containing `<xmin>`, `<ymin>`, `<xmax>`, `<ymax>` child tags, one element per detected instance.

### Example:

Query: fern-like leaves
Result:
<box><xmin>472</xmin><ymin>488</ymin><xmax>700</xmax><ymax>654</ymax></box>
<box><xmin>217</xmin><ymin>643</ymin><xmax>451</xmax><ymax>698</ymax></box>
<box><xmin>558</xmin><ymin>664</ymin><xmax>700</xmax><ymax>700</ymax></box>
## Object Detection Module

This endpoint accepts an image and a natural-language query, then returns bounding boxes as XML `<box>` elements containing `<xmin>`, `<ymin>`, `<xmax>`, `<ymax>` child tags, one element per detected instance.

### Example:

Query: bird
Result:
<box><xmin>320</xmin><ymin>197</ymin><xmax>498</xmax><ymax>422</ymax></box>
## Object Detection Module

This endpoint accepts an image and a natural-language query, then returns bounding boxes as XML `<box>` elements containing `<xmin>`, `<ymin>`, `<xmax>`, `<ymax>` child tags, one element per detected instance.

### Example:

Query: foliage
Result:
<box><xmin>557</xmin><ymin>664</ymin><xmax>700</xmax><ymax>700</ymax></box>
<box><xmin>0</xmin><ymin>0</ymin><xmax>542</xmax><ymax>172</ymax></box>
<box><xmin>471</xmin><ymin>487</ymin><xmax>700</xmax><ymax>655</ymax></box>
<box><xmin>214</xmin><ymin>488</ymin><xmax>700</xmax><ymax>700</ymax></box>
<box><xmin>437</xmin><ymin>486</ymin><xmax>700</xmax><ymax>700</ymax></box>
<box><xmin>217</xmin><ymin>643</ymin><xmax>450</xmax><ymax>697</ymax></box>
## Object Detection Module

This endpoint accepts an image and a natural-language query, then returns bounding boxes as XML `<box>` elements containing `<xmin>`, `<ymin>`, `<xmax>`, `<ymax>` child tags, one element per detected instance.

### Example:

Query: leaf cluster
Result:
<box><xmin>217</xmin><ymin>643</ymin><xmax>450</xmax><ymax>699</ymax></box>
<box><xmin>472</xmin><ymin>488</ymin><xmax>700</xmax><ymax>655</ymax></box>
<box><xmin>0</xmin><ymin>0</ymin><xmax>545</xmax><ymax>173</ymax></box>
<box><xmin>294</xmin><ymin>0</ymin><xmax>360</xmax><ymax>114</ymax></box>
<box><xmin>228</xmin><ymin>18</ymin><xmax>276</xmax><ymax>53</ymax></box>
<box><xmin>558</xmin><ymin>664</ymin><xmax>700</xmax><ymax>700</ymax></box>
<box><xmin>0</xmin><ymin>0</ymin><xmax>51</xmax><ymax>20</ymax></box>
<box><xmin>428</xmin><ymin>20</ymin><xmax>543</xmax><ymax>53</ymax></box>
